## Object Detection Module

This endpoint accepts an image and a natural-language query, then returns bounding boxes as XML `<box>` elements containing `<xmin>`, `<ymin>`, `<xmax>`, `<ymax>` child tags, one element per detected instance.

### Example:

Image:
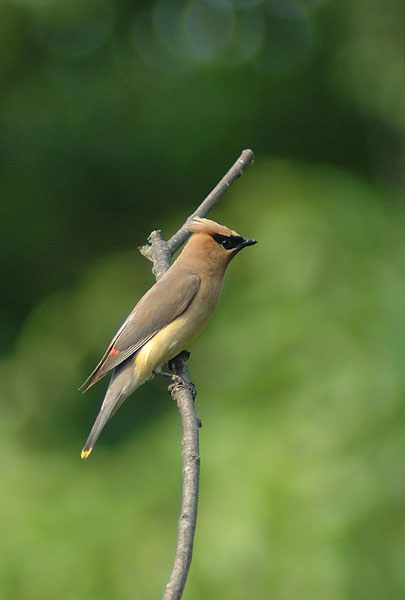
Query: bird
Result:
<box><xmin>80</xmin><ymin>217</ymin><xmax>257</xmax><ymax>459</ymax></box>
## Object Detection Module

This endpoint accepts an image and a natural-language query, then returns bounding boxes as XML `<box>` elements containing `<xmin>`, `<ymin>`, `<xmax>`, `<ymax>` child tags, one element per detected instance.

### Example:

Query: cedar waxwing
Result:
<box><xmin>80</xmin><ymin>217</ymin><xmax>257</xmax><ymax>458</ymax></box>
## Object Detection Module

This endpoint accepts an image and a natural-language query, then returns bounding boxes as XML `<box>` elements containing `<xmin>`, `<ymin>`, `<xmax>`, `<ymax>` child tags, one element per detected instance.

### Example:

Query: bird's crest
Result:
<box><xmin>185</xmin><ymin>217</ymin><xmax>239</xmax><ymax>237</ymax></box>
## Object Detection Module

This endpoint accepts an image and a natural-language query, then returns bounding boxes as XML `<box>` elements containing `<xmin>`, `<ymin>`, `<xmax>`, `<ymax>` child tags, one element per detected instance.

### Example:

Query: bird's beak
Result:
<box><xmin>240</xmin><ymin>238</ymin><xmax>258</xmax><ymax>248</ymax></box>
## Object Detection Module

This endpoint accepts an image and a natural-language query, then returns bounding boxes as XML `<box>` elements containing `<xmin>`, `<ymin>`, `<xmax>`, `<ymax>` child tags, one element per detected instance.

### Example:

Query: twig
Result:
<box><xmin>139</xmin><ymin>230</ymin><xmax>170</xmax><ymax>281</ymax></box>
<box><xmin>168</xmin><ymin>148</ymin><xmax>254</xmax><ymax>254</ymax></box>
<box><xmin>139</xmin><ymin>149</ymin><xmax>254</xmax><ymax>600</ymax></box>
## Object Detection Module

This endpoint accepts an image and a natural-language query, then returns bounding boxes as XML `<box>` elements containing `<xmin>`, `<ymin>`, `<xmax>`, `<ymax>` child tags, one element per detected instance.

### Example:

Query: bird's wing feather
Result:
<box><xmin>80</xmin><ymin>272</ymin><xmax>200</xmax><ymax>392</ymax></box>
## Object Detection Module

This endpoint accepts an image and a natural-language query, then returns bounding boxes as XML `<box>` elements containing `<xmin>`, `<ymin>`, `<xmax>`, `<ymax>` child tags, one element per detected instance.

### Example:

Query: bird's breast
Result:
<box><xmin>133</xmin><ymin>277</ymin><xmax>223</xmax><ymax>381</ymax></box>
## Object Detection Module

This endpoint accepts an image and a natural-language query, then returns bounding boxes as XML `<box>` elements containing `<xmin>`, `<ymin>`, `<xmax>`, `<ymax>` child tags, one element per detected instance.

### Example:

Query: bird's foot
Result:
<box><xmin>153</xmin><ymin>368</ymin><xmax>172</xmax><ymax>380</ymax></box>
<box><xmin>168</xmin><ymin>375</ymin><xmax>197</xmax><ymax>400</ymax></box>
<box><xmin>153</xmin><ymin>365</ymin><xmax>197</xmax><ymax>400</ymax></box>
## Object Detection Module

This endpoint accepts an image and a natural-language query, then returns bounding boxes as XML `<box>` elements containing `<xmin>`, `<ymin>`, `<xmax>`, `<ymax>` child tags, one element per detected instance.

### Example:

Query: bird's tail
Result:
<box><xmin>81</xmin><ymin>360</ymin><xmax>139</xmax><ymax>459</ymax></box>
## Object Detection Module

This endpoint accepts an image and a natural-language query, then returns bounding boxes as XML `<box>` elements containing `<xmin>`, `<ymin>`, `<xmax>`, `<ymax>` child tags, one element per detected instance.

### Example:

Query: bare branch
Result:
<box><xmin>139</xmin><ymin>230</ymin><xmax>170</xmax><ymax>281</ymax></box>
<box><xmin>163</xmin><ymin>353</ymin><xmax>200</xmax><ymax>600</ymax></box>
<box><xmin>168</xmin><ymin>148</ymin><xmax>254</xmax><ymax>254</ymax></box>
<box><xmin>138</xmin><ymin>149</ymin><xmax>254</xmax><ymax>600</ymax></box>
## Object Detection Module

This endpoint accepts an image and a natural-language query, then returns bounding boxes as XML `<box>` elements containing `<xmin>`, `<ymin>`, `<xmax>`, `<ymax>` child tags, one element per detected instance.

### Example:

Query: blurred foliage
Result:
<box><xmin>0</xmin><ymin>0</ymin><xmax>404</xmax><ymax>598</ymax></box>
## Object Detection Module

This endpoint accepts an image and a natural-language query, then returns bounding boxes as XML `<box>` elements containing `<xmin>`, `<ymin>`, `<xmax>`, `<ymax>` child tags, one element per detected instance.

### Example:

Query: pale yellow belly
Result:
<box><xmin>133</xmin><ymin>312</ymin><xmax>205</xmax><ymax>382</ymax></box>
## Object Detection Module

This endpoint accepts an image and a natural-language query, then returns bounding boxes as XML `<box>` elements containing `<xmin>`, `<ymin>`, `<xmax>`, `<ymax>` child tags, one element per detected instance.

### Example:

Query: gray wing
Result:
<box><xmin>80</xmin><ymin>271</ymin><xmax>200</xmax><ymax>392</ymax></box>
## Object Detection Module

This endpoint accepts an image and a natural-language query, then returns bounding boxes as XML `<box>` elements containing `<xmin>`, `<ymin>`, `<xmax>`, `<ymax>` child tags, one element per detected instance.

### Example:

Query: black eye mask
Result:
<box><xmin>212</xmin><ymin>234</ymin><xmax>244</xmax><ymax>250</ymax></box>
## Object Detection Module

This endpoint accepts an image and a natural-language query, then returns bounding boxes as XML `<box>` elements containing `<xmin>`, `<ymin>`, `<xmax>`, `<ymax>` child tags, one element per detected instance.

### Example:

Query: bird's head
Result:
<box><xmin>185</xmin><ymin>217</ymin><xmax>257</xmax><ymax>266</ymax></box>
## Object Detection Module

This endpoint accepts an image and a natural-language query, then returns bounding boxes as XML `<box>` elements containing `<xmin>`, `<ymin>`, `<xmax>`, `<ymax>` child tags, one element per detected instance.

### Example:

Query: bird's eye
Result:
<box><xmin>212</xmin><ymin>233</ymin><xmax>244</xmax><ymax>250</ymax></box>
<box><xmin>212</xmin><ymin>234</ymin><xmax>233</xmax><ymax>249</ymax></box>
<box><xmin>221</xmin><ymin>238</ymin><xmax>233</xmax><ymax>250</ymax></box>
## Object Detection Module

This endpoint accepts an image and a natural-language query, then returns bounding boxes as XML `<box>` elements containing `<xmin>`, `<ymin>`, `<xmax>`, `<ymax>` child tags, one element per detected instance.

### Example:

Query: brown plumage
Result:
<box><xmin>80</xmin><ymin>217</ymin><xmax>257</xmax><ymax>458</ymax></box>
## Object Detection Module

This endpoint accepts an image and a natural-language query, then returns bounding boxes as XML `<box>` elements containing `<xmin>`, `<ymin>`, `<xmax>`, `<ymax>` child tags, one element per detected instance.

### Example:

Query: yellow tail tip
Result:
<box><xmin>81</xmin><ymin>447</ymin><xmax>93</xmax><ymax>460</ymax></box>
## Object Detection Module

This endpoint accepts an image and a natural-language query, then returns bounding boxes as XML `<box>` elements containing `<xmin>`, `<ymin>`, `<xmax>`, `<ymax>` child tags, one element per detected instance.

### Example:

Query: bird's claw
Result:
<box><xmin>168</xmin><ymin>375</ymin><xmax>197</xmax><ymax>400</ymax></box>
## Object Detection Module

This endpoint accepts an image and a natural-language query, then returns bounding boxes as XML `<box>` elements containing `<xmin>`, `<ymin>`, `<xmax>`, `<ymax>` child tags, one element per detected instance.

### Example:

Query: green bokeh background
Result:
<box><xmin>1</xmin><ymin>0</ymin><xmax>404</xmax><ymax>598</ymax></box>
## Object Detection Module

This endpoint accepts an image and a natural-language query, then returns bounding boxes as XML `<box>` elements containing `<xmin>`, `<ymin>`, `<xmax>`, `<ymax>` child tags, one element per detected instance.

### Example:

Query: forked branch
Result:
<box><xmin>139</xmin><ymin>149</ymin><xmax>254</xmax><ymax>600</ymax></box>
